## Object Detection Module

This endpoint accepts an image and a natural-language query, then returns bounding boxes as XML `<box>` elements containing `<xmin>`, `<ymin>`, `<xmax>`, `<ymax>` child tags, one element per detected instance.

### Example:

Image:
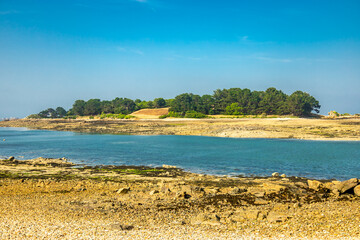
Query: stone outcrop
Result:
<box><xmin>334</xmin><ymin>178</ymin><xmax>358</xmax><ymax>193</ymax></box>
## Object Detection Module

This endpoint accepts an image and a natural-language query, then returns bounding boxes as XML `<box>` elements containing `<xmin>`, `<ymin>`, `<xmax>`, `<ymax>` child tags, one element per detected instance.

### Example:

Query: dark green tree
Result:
<box><xmin>258</xmin><ymin>88</ymin><xmax>288</xmax><ymax>115</ymax></box>
<box><xmin>84</xmin><ymin>99</ymin><xmax>101</xmax><ymax>115</ymax></box>
<box><xmin>38</xmin><ymin>108</ymin><xmax>56</xmax><ymax>118</ymax></box>
<box><xmin>55</xmin><ymin>107</ymin><xmax>67</xmax><ymax>118</ymax></box>
<box><xmin>100</xmin><ymin>100</ymin><xmax>114</xmax><ymax>113</ymax></box>
<box><xmin>286</xmin><ymin>91</ymin><xmax>320</xmax><ymax>116</ymax></box>
<box><xmin>153</xmin><ymin>98</ymin><xmax>166</xmax><ymax>108</ymax></box>
<box><xmin>73</xmin><ymin>100</ymin><xmax>86</xmax><ymax>116</ymax></box>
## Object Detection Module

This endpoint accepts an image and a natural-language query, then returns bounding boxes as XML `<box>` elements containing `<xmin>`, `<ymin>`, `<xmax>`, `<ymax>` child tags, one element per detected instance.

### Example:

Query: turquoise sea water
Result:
<box><xmin>0</xmin><ymin>127</ymin><xmax>359</xmax><ymax>180</ymax></box>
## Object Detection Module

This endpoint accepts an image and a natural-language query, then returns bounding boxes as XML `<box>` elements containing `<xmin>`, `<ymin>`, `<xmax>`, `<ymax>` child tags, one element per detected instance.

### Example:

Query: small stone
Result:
<box><xmin>293</xmin><ymin>202</ymin><xmax>302</xmax><ymax>208</ymax></box>
<box><xmin>267</xmin><ymin>212</ymin><xmax>289</xmax><ymax>223</ymax></box>
<box><xmin>172</xmin><ymin>220</ymin><xmax>186</xmax><ymax>225</ymax></box>
<box><xmin>191</xmin><ymin>213</ymin><xmax>220</xmax><ymax>225</ymax></box>
<box><xmin>150</xmin><ymin>190</ymin><xmax>159</xmax><ymax>195</ymax></box>
<box><xmin>254</xmin><ymin>198</ymin><xmax>269</xmax><ymax>205</ymax></box>
<box><xmin>272</xmin><ymin>172</ymin><xmax>280</xmax><ymax>177</ymax></box>
<box><xmin>8</xmin><ymin>156</ymin><xmax>15</xmax><ymax>161</ymax></box>
<box><xmin>280</xmin><ymin>174</ymin><xmax>287</xmax><ymax>178</ymax></box>
<box><xmin>162</xmin><ymin>164</ymin><xmax>177</xmax><ymax>169</ymax></box>
<box><xmin>230</xmin><ymin>187</ymin><xmax>246</xmax><ymax>194</ymax></box>
<box><xmin>110</xmin><ymin>223</ymin><xmax>134</xmax><ymax>231</ymax></box>
<box><xmin>117</xmin><ymin>187</ymin><xmax>130</xmax><ymax>194</ymax></box>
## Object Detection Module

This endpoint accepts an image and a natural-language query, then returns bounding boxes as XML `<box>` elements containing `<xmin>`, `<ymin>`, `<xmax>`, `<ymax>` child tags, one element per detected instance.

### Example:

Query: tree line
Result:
<box><xmin>29</xmin><ymin>87</ymin><xmax>320</xmax><ymax>118</ymax></box>
<box><xmin>170</xmin><ymin>88</ymin><xmax>320</xmax><ymax>116</ymax></box>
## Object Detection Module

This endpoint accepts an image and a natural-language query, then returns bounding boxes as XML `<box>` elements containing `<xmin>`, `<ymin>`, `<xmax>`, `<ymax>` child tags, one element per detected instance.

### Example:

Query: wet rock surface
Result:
<box><xmin>1</xmin><ymin>157</ymin><xmax>360</xmax><ymax>239</ymax></box>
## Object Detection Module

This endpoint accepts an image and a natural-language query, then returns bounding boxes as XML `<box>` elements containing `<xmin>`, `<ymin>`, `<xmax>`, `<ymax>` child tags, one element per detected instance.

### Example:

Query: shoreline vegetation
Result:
<box><xmin>1</xmin><ymin>156</ymin><xmax>360</xmax><ymax>239</ymax></box>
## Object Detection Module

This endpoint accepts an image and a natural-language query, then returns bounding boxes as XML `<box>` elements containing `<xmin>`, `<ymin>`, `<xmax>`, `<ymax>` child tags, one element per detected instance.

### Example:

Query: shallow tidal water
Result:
<box><xmin>0</xmin><ymin>127</ymin><xmax>359</xmax><ymax>180</ymax></box>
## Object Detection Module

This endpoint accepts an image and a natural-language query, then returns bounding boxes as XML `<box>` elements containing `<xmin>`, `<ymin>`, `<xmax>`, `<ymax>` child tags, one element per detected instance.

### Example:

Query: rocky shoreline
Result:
<box><xmin>1</xmin><ymin>157</ymin><xmax>360</xmax><ymax>239</ymax></box>
<box><xmin>0</xmin><ymin>117</ymin><xmax>360</xmax><ymax>141</ymax></box>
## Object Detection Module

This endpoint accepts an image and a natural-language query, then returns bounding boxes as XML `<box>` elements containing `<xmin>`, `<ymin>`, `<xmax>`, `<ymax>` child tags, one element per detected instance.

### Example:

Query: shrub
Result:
<box><xmin>184</xmin><ymin>111</ymin><xmax>207</xmax><ymax>118</ymax></box>
<box><xmin>99</xmin><ymin>113</ymin><xmax>134</xmax><ymax>119</ymax></box>
<box><xmin>27</xmin><ymin>114</ymin><xmax>41</xmax><ymax>119</ymax></box>
<box><xmin>63</xmin><ymin>115</ymin><xmax>77</xmax><ymax>119</ymax></box>
<box><xmin>225</xmin><ymin>103</ymin><xmax>244</xmax><ymax>115</ymax></box>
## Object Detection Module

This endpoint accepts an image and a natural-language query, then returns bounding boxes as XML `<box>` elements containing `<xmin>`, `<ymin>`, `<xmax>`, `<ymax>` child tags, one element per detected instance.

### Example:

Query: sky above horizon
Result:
<box><xmin>0</xmin><ymin>0</ymin><xmax>359</xmax><ymax>118</ymax></box>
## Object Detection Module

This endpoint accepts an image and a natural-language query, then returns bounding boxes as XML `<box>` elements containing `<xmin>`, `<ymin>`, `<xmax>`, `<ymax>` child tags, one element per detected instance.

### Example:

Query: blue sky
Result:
<box><xmin>0</xmin><ymin>0</ymin><xmax>359</xmax><ymax>118</ymax></box>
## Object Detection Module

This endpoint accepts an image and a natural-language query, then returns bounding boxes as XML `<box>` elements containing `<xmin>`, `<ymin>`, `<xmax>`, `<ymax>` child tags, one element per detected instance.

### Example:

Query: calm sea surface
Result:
<box><xmin>0</xmin><ymin>127</ymin><xmax>359</xmax><ymax>180</ymax></box>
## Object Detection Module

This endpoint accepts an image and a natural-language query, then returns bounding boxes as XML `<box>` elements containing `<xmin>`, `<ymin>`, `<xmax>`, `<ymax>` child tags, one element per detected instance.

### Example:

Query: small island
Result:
<box><xmin>1</xmin><ymin>87</ymin><xmax>359</xmax><ymax>141</ymax></box>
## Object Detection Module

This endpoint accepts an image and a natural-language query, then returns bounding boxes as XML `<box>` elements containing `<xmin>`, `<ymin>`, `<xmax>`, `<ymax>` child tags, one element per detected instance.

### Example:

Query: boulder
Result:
<box><xmin>230</xmin><ymin>209</ymin><xmax>262</xmax><ymax>221</ymax></box>
<box><xmin>272</xmin><ymin>172</ymin><xmax>280</xmax><ymax>177</ymax></box>
<box><xmin>262</xmin><ymin>183</ymin><xmax>286</xmax><ymax>194</ymax></box>
<box><xmin>334</xmin><ymin>178</ymin><xmax>359</xmax><ymax>193</ymax></box>
<box><xmin>323</xmin><ymin>182</ymin><xmax>336</xmax><ymax>190</ymax></box>
<box><xmin>354</xmin><ymin>185</ymin><xmax>360</xmax><ymax>197</ymax></box>
<box><xmin>254</xmin><ymin>198</ymin><xmax>269</xmax><ymax>205</ymax></box>
<box><xmin>280</xmin><ymin>174</ymin><xmax>287</xmax><ymax>178</ymax></box>
<box><xmin>307</xmin><ymin>180</ymin><xmax>323</xmax><ymax>190</ymax></box>
<box><xmin>230</xmin><ymin>187</ymin><xmax>247</xmax><ymax>194</ymax></box>
<box><xmin>7</xmin><ymin>156</ymin><xmax>15</xmax><ymax>161</ymax></box>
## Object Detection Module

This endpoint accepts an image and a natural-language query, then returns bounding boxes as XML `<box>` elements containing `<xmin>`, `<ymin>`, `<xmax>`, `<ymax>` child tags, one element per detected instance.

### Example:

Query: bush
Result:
<box><xmin>99</xmin><ymin>113</ymin><xmax>134</xmax><ymax>119</ymax></box>
<box><xmin>27</xmin><ymin>114</ymin><xmax>41</xmax><ymax>119</ymax></box>
<box><xmin>260</xmin><ymin>113</ymin><xmax>267</xmax><ymax>118</ymax></box>
<box><xmin>184</xmin><ymin>111</ymin><xmax>207</xmax><ymax>118</ymax></box>
<box><xmin>225</xmin><ymin>103</ymin><xmax>243</xmax><ymax>115</ymax></box>
<box><xmin>63</xmin><ymin>115</ymin><xmax>77</xmax><ymax>119</ymax></box>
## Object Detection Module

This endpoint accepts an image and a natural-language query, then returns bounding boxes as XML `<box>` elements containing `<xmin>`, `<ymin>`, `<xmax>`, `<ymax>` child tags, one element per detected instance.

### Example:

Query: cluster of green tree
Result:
<box><xmin>28</xmin><ymin>107</ymin><xmax>67</xmax><ymax>119</ymax></box>
<box><xmin>29</xmin><ymin>87</ymin><xmax>320</xmax><ymax>119</ymax></box>
<box><xmin>169</xmin><ymin>88</ymin><xmax>320</xmax><ymax>116</ymax></box>
<box><xmin>68</xmin><ymin>97</ymin><xmax>169</xmax><ymax>116</ymax></box>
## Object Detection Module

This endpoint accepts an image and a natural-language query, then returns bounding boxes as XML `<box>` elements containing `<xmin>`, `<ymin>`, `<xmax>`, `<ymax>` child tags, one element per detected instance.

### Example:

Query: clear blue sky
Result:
<box><xmin>0</xmin><ymin>0</ymin><xmax>359</xmax><ymax>118</ymax></box>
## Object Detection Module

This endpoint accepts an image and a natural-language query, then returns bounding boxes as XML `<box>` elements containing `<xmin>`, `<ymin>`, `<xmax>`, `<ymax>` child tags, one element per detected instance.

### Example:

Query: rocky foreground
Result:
<box><xmin>1</xmin><ymin>157</ymin><xmax>360</xmax><ymax>239</ymax></box>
